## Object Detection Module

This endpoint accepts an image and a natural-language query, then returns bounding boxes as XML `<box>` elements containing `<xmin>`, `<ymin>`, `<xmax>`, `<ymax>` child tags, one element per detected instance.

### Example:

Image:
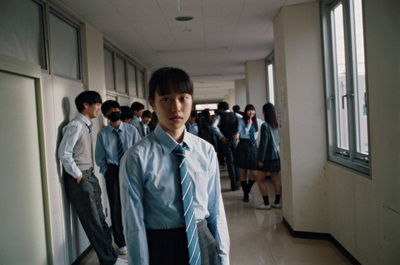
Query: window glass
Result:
<box><xmin>0</xmin><ymin>0</ymin><xmax>46</xmax><ymax>68</ymax></box>
<box><xmin>267</xmin><ymin>63</ymin><xmax>275</xmax><ymax>105</ymax></box>
<box><xmin>127</xmin><ymin>63</ymin><xmax>137</xmax><ymax>96</ymax></box>
<box><xmin>353</xmin><ymin>0</ymin><xmax>368</xmax><ymax>154</ymax></box>
<box><xmin>137</xmin><ymin>69</ymin><xmax>145</xmax><ymax>98</ymax></box>
<box><xmin>50</xmin><ymin>13</ymin><xmax>80</xmax><ymax>79</ymax></box>
<box><xmin>331</xmin><ymin>3</ymin><xmax>349</xmax><ymax>151</ymax></box>
<box><xmin>115</xmin><ymin>55</ymin><xmax>126</xmax><ymax>93</ymax></box>
<box><xmin>104</xmin><ymin>47</ymin><xmax>115</xmax><ymax>90</ymax></box>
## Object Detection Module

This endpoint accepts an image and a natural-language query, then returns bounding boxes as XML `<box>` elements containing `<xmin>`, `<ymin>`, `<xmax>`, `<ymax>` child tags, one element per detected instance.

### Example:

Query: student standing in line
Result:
<box><xmin>120</xmin><ymin>106</ymin><xmax>134</xmax><ymax>123</ymax></box>
<box><xmin>119</xmin><ymin>67</ymin><xmax>230</xmax><ymax>265</ymax></box>
<box><xmin>130</xmin><ymin>101</ymin><xmax>144</xmax><ymax>130</ymax></box>
<box><xmin>95</xmin><ymin>100</ymin><xmax>141</xmax><ymax>255</ymax></box>
<box><xmin>256</xmin><ymin>103</ymin><xmax>282</xmax><ymax>210</ymax></box>
<box><xmin>138</xmin><ymin>110</ymin><xmax>152</xmax><ymax>138</ymax></box>
<box><xmin>234</xmin><ymin>104</ymin><xmax>264</xmax><ymax>202</ymax></box>
<box><xmin>187</xmin><ymin>110</ymin><xmax>199</xmax><ymax>136</ymax></box>
<box><xmin>58</xmin><ymin>91</ymin><xmax>127</xmax><ymax>265</ymax></box>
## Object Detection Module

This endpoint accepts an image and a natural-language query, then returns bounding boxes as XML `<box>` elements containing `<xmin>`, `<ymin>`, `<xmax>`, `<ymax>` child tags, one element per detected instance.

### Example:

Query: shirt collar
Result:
<box><xmin>154</xmin><ymin>124</ymin><xmax>193</xmax><ymax>156</ymax></box>
<box><xmin>107</xmin><ymin>121</ymin><xmax>125</xmax><ymax>132</ymax></box>
<box><xmin>77</xmin><ymin>113</ymin><xmax>92</xmax><ymax>127</ymax></box>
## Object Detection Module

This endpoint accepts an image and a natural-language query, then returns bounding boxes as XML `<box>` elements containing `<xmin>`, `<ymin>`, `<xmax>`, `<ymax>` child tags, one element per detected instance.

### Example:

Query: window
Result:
<box><xmin>0</xmin><ymin>0</ymin><xmax>46</xmax><ymax>69</ymax></box>
<box><xmin>136</xmin><ymin>68</ymin><xmax>145</xmax><ymax>98</ymax></box>
<box><xmin>127</xmin><ymin>63</ymin><xmax>137</xmax><ymax>96</ymax></box>
<box><xmin>104</xmin><ymin>47</ymin><xmax>115</xmax><ymax>90</ymax></box>
<box><xmin>115</xmin><ymin>54</ymin><xmax>126</xmax><ymax>93</ymax></box>
<box><xmin>104</xmin><ymin>43</ymin><xmax>146</xmax><ymax>100</ymax></box>
<box><xmin>265</xmin><ymin>52</ymin><xmax>276</xmax><ymax>105</ymax></box>
<box><xmin>322</xmin><ymin>0</ymin><xmax>369</xmax><ymax>175</ymax></box>
<box><xmin>49</xmin><ymin>12</ymin><xmax>81</xmax><ymax>79</ymax></box>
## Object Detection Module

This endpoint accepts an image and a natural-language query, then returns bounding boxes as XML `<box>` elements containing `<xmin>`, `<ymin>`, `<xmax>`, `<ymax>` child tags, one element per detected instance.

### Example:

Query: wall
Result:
<box><xmin>273</xmin><ymin>1</ymin><xmax>328</xmax><ymax>232</ymax></box>
<box><xmin>245</xmin><ymin>60</ymin><xmax>267</xmax><ymax>115</ymax></box>
<box><xmin>327</xmin><ymin>0</ymin><xmax>400</xmax><ymax>264</ymax></box>
<box><xmin>234</xmin><ymin>79</ymin><xmax>247</xmax><ymax>109</ymax></box>
<box><xmin>42</xmin><ymin>21</ymin><xmax>111</xmax><ymax>265</ymax></box>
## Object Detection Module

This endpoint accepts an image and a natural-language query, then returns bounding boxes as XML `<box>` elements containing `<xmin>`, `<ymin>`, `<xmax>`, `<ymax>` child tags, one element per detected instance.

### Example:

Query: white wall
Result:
<box><xmin>245</xmin><ymin>60</ymin><xmax>267</xmax><ymax>115</ymax></box>
<box><xmin>327</xmin><ymin>0</ymin><xmax>400</xmax><ymax>264</ymax></box>
<box><xmin>273</xmin><ymin>1</ymin><xmax>328</xmax><ymax>232</ymax></box>
<box><xmin>234</xmin><ymin>79</ymin><xmax>247</xmax><ymax>110</ymax></box>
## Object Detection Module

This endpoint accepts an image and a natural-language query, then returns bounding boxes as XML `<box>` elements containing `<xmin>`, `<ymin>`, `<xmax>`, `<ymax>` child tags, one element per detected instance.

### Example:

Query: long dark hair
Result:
<box><xmin>243</xmin><ymin>104</ymin><xmax>259</xmax><ymax>132</ymax></box>
<box><xmin>262</xmin><ymin>103</ymin><xmax>279</xmax><ymax>129</ymax></box>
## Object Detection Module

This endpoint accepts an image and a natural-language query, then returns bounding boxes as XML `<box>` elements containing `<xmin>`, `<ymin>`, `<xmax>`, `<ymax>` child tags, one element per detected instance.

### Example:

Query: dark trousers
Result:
<box><xmin>146</xmin><ymin>220</ymin><xmax>221</xmax><ymax>265</ymax></box>
<box><xmin>64</xmin><ymin>169</ymin><xmax>117</xmax><ymax>265</ymax></box>
<box><xmin>222</xmin><ymin>139</ymin><xmax>240</xmax><ymax>190</ymax></box>
<box><xmin>105</xmin><ymin>165</ymin><xmax>126</xmax><ymax>248</ymax></box>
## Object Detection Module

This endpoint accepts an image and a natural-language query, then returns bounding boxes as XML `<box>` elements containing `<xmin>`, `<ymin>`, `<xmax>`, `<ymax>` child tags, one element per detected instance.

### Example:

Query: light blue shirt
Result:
<box><xmin>129</xmin><ymin>115</ymin><xmax>141</xmax><ymax>130</ymax></box>
<box><xmin>119</xmin><ymin>124</ymin><xmax>230</xmax><ymax>265</ymax></box>
<box><xmin>58</xmin><ymin>113</ymin><xmax>92</xmax><ymax>179</ymax></box>
<box><xmin>238</xmin><ymin>117</ymin><xmax>264</xmax><ymax>141</ymax></box>
<box><xmin>189</xmin><ymin>122</ymin><xmax>199</xmax><ymax>136</ymax></box>
<box><xmin>211</xmin><ymin>110</ymin><xmax>241</xmax><ymax>139</ymax></box>
<box><xmin>95</xmin><ymin>122</ymin><xmax>141</xmax><ymax>176</ymax></box>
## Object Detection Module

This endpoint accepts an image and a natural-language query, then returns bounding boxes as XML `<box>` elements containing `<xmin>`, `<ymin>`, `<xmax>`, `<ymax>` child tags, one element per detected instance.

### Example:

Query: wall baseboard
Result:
<box><xmin>71</xmin><ymin>246</ymin><xmax>93</xmax><ymax>265</ymax></box>
<box><xmin>282</xmin><ymin>217</ymin><xmax>361</xmax><ymax>265</ymax></box>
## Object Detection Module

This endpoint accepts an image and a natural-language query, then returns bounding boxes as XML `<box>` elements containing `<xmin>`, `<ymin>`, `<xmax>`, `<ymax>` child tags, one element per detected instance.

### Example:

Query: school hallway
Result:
<box><xmin>79</xmin><ymin>167</ymin><xmax>351</xmax><ymax>265</ymax></box>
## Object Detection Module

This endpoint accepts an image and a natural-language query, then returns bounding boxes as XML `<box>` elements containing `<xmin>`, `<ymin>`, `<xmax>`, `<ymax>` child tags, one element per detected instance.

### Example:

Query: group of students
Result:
<box><xmin>58</xmin><ymin>66</ymin><xmax>281</xmax><ymax>265</ymax></box>
<box><xmin>209</xmin><ymin>101</ymin><xmax>282</xmax><ymax>210</ymax></box>
<box><xmin>58</xmin><ymin>67</ymin><xmax>229</xmax><ymax>265</ymax></box>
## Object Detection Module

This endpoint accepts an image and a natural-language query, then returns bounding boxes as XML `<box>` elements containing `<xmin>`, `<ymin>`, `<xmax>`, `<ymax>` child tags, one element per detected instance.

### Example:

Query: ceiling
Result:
<box><xmin>60</xmin><ymin>0</ymin><xmax>314</xmax><ymax>103</ymax></box>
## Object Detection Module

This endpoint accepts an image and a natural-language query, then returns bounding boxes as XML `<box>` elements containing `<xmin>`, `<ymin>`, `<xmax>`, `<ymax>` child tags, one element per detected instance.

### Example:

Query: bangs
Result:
<box><xmin>149</xmin><ymin>67</ymin><xmax>193</xmax><ymax>100</ymax></box>
<box><xmin>245</xmin><ymin>104</ymin><xmax>256</xmax><ymax>112</ymax></box>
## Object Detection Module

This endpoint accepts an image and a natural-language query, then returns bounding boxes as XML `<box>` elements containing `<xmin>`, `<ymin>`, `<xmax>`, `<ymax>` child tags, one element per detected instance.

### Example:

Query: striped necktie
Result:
<box><xmin>173</xmin><ymin>145</ymin><xmax>201</xmax><ymax>265</ymax></box>
<box><xmin>113</xmin><ymin>129</ymin><xmax>124</xmax><ymax>162</ymax></box>
<box><xmin>87</xmin><ymin>124</ymin><xmax>92</xmax><ymax>135</ymax></box>
<box><xmin>140</xmin><ymin>121</ymin><xmax>147</xmax><ymax>136</ymax></box>
<box><xmin>249</xmin><ymin>124</ymin><xmax>256</xmax><ymax>146</ymax></box>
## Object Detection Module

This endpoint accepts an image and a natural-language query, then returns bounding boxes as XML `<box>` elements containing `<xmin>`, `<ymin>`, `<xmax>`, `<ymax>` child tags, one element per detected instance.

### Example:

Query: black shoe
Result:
<box><xmin>243</xmin><ymin>193</ymin><xmax>249</xmax><ymax>202</ymax></box>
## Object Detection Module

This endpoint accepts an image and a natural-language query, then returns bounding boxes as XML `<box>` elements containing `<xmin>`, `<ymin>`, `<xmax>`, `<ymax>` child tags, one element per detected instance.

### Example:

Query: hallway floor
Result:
<box><xmin>80</xmin><ymin>168</ymin><xmax>351</xmax><ymax>265</ymax></box>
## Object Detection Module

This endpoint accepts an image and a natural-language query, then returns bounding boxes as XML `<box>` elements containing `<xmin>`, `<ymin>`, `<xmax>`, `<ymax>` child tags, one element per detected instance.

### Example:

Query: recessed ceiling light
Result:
<box><xmin>175</xmin><ymin>16</ymin><xmax>193</xmax><ymax>21</ymax></box>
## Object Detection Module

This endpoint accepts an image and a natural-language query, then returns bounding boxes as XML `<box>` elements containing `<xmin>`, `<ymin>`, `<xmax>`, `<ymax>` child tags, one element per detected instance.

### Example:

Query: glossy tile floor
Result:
<box><xmin>80</xmin><ymin>168</ymin><xmax>351</xmax><ymax>265</ymax></box>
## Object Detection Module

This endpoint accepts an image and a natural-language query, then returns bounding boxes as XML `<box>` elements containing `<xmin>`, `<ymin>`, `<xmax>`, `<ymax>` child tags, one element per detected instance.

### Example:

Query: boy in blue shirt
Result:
<box><xmin>120</xmin><ymin>67</ymin><xmax>230</xmax><ymax>265</ymax></box>
<box><xmin>59</xmin><ymin>91</ymin><xmax>127</xmax><ymax>265</ymax></box>
<box><xmin>95</xmin><ymin>100</ymin><xmax>141</xmax><ymax>255</ymax></box>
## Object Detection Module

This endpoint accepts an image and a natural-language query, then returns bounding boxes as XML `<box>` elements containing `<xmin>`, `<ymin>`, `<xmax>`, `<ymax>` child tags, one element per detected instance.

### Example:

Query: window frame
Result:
<box><xmin>321</xmin><ymin>0</ymin><xmax>370</xmax><ymax>176</ymax></box>
<box><xmin>47</xmin><ymin>7</ymin><xmax>82</xmax><ymax>80</ymax></box>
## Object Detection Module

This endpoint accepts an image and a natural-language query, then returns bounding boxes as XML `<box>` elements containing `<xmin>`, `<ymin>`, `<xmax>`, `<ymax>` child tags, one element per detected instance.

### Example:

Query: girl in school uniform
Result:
<box><xmin>256</xmin><ymin>103</ymin><xmax>281</xmax><ymax>210</ymax></box>
<box><xmin>234</xmin><ymin>104</ymin><xmax>264</xmax><ymax>202</ymax></box>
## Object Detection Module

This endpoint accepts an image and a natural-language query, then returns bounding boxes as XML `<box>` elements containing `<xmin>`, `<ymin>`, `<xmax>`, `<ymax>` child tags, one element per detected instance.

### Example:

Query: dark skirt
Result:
<box><xmin>234</xmin><ymin>139</ymin><xmax>258</xmax><ymax>170</ymax></box>
<box><xmin>258</xmin><ymin>159</ymin><xmax>281</xmax><ymax>172</ymax></box>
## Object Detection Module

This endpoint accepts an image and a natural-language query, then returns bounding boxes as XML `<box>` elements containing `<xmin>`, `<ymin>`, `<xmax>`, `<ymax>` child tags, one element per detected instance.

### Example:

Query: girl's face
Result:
<box><xmin>247</xmin><ymin>109</ymin><xmax>256</xmax><ymax>118</ymax></box>
<box><xmin>149</xmin><ymin>88</ymin><xmax>192</xmax><ymax>142</ymax></box>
